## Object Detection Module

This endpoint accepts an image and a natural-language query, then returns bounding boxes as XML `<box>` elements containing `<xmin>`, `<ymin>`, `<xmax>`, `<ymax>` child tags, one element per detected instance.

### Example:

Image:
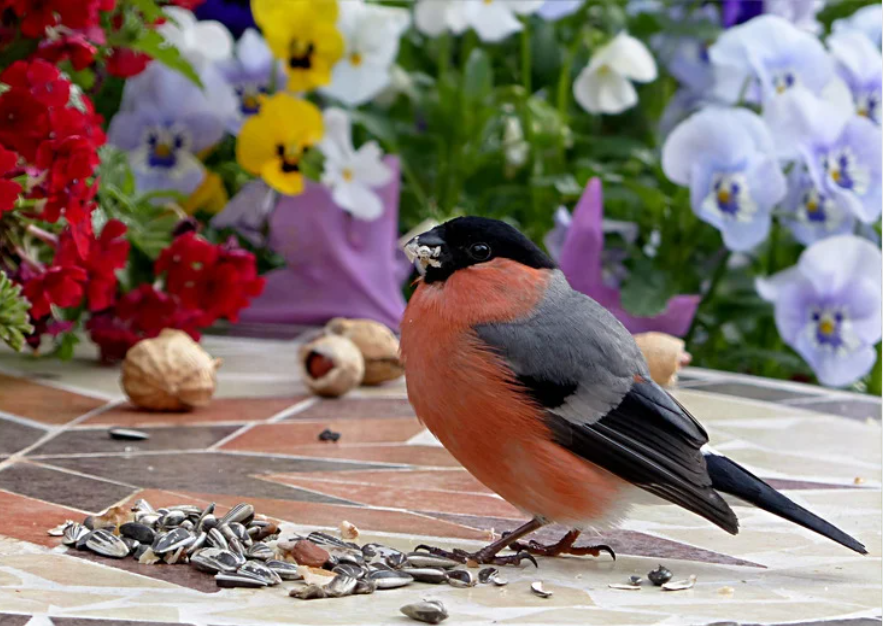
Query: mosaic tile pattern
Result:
<box><xmin>0</xmin><ymin>335</ymin><xmax>879</xmax><ymax>626</ymax></box>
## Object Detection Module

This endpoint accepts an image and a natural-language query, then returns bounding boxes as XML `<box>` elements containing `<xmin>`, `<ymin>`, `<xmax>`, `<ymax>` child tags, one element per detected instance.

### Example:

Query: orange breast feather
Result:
<box><xmin>400</xmin><ymin>260</ymin><xmax>628</xmax><ymax>526</ymax></box>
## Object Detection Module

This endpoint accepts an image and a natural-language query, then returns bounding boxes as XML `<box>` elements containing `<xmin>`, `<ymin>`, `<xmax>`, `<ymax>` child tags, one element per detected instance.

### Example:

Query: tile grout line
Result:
<box><xmin>266</xmin><ymin>397</ymin><xmax>319</xmax><ymax>423</ymax></box>
<box><xmin>0</xmin><ymin>362</ymin><xmax>123</xmax><ymax>401</ymax></box>
<box><xmin>25</xmin><ymin>459</ymin><xmax>142</xmax><ymax>490</ymax></box>
<box><xmin>0</xmin><ymin>400</ymin><xmax>123</xmax><ymax>472</ymax></box>
<box><xmin>208</xmin><ymin>422</ymin><xmax>256</xmax><ymax>451</ymax></box>
<box><xmin>0</xmin><ymin>410</ymin><xmax>53</xmax><ymax>431</ymax></box>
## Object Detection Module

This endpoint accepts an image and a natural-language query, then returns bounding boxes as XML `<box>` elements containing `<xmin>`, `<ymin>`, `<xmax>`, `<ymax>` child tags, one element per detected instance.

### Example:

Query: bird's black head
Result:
<box><xmin>404</xmin><ymin>217</ymin><xmax>555</xmax><ymax>284</ymax></box>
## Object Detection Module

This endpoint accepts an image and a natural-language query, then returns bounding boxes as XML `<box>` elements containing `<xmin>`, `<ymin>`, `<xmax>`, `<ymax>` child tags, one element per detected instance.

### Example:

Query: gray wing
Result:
<box><xmin>475</xmin><ymin>271</ymin><xmax>738</xmax><ymax>533</ymax></box>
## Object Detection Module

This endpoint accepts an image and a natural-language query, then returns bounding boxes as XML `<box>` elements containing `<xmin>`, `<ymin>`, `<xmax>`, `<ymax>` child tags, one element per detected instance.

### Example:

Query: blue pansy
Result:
<box><xmin>832</xmin><ymin>4</ymin><xmax>882</xmax><ymax>49</ymax></box>
<box><xmin>783</xmin><ymin>165</ymin><xmax>855</xmax><ymax>246</ymax></box>
<box><xmin>758</xmin><ymin>235</ymin><xmax>882</xmax><ymax>387</ymax></box>
<box><xmin>662</xmin><ymin>107</ymin><xmax>786</xmax><ymax>251</ymax></box>
<box><xmin>828</xmin><ymin>31</ymin><xmax>882</xmax><ymax>124</ymax></box>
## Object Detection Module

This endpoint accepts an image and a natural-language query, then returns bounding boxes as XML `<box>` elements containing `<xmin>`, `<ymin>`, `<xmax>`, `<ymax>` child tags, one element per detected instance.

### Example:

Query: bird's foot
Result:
<box><xmin>413</xmin><ymin>544</ymin><xmax>538</xmax><ymax>568</ymax></box>
<box><xmin>505</xmin><ymin>530</ymin><xmax>616</xmax><ymax>560</ymax></box>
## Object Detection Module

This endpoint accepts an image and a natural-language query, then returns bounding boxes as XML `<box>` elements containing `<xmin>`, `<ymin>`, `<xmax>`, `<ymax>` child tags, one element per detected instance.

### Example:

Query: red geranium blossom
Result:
<box><xmin>36</xmin><ymin>135</ymin><xmax>100</xmax><ymax>192</ymax></box>
<box><xmin>10</xmin><ymin>0</ymin><xmax>57</xmax><ymax>38</ymax></box>
<box><xmin>52</xmin><ymin>101</ymin><xmax>107</xmax><ymax>148</ymax></box>
<box><xmin>155</xmin><ymin>232</ymin><xmax>220</xmax><ymax>309</ymax></box>
<box><xmin>106</xmin><ymin>47</ymin><xmax>151</xmax><ymax>78</ymax></box>
<box><xmin>2</xmin><ymin>59</ymin><xmax>70</xmax><ymax>108</ymax></box>
<box><xmin>41</xmin><ymin>178</ymin><xmax>97</xmax><ymax>225</ymax></box>
<box><xmin>36</xmin><ymin>33</ymin><xmax>98</xmax><ymax>70</ymax></box>
<box><xmin>56</xmin><ymin>219</ymin><xmax>130</xmax><ymax>311</ymax></box>
<box><xmin>22</xmin><ymin>265</ymin><xmax>88</xmax><ymax>318</ymax></box>
<box><xmin>198</xmin><ymin>242</ymin><xmax>266</xmax><ymax>325</ymax></box>
<box><xmin>0</xmin><ymin>90</ymin><xmax>51</xmax><ymax>161</ymax></box>
<box><xmin>0</xmin><ymin>146</ymin><xmax>22</xmax><ymax>214</ymax></box>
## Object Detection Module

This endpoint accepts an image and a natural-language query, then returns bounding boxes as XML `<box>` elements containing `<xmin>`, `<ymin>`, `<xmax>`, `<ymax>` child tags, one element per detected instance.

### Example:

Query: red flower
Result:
<box><xmin>36</xmin><ymin>135</ymin><xmax>100</xmax><ymax>192</ymax></box>
<box><xmin>0</xmin><ymin>91</ymin><xmax>51</xmax><ymax>161</ymax></box>
<box><xmin>36</xmin><ymin>33</ymin><xmax>97</xmax><ymax>71</ymax></box>
<box><xmin>41</xmin><ymin>178</ymin><xmax>97</xmax><ymax>229</ymax></box>
<box><xmin>11</xmin><ymin>0</ymin><xmax>57</xmax><ymax>38</ymax></box>
<box><xmin>106</xmin><ymin>48</ymin><xmax>151</xmax><ymax>78</ymax></box>
<box><xmin>85</xmin><ymin>313</ymin><xmax>140</xmax><ymax>363</ymax></box>
<box><xmin>56</xmin><ymin>219</ymin><xmax>129</xmax><ymax>312</ymax></box>
<box><xmin>2</xmin><ymin>60</ymin><xmax>70</xmax><ymax>108</ymax></box>
<box><xmin>0</xmin><ymin>146</ymin><xmax>22</xmax><ymax>214</ymax></box>
<box><xmin>169</xmin><ymin>0</ymin><xmax>206</xmax><ymax>9</ymax></box>
<box><xmin>155</xmin><ymin>232</ymin><xmax>220</xmax><ymax>309</ymax></box>
<box><xmin>52</xmin><ymin>101</ymin><xmax>106</xmax><ymax>148</ymax></box>
<box><xmin>22</xmin><ymin>265</ymin><xmax>88</xmax><ymax>319</ymax></box>
<box><xmin>198</xmin><ymin>243</ymin><xmax>265</xmax><ymax>325</ymax></box>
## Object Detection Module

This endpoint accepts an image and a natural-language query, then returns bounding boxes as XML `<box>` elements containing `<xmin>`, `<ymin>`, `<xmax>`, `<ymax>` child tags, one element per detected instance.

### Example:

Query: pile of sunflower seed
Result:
<box><xmin>51</xmin><ymin>499</ymin><xmax>507</xmax><ymax>602</ymax></box>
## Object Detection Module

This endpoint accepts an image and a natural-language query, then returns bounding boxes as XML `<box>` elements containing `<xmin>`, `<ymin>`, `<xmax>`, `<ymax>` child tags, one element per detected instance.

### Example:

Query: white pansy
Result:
<box><xmin>321</xmin><ymin>0</ymin><xmax>410</xmax><ymax>107</ymax></box>
<box><xmin>319</xmin><ymin>108</ymin><xmax>393</xmax><ymax>220</ymax></box>
<box><xmin>158</xmin><ymin>7</ymin><xmax>233</xmax><ymax>64</ymax></box>
<box><xmin>573</xmin><ymin>32</ymin><xmax>658</xmax><ymax>115</ymax></box>
<box><xmin>414</xmin><ymin>0</ymin><xmax>542</xmax><ymax>43</ymax></box>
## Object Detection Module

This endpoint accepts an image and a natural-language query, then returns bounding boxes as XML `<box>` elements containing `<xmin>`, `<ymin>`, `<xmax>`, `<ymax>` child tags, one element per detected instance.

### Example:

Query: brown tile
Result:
<box><xmin>0</xmin><ymin>615</ymin><xmax>31</xmax><ymax>626</ymax></box>
<box><xmin>0</xmin><ymin>416</ymin><xmax>46</xmax><ymax>455</ymax></box>
<box><xmin>289</xmin><ymin>468</ymin><xmax>494</xmax><ymax>494</ymax></box>
<box><xmin>67</xmin><ymin>551</ymin><xmax>221</xmax><ymax>595</ymax></box>
<box><xmin>183</xmin><ymin>491</ymin><xmax>490</xmax><ymax>540</ymax></box>
<box><xmin>42</xmin><ymin>452</ymin><xmax>391</xmax><ymax>504</ymax></box>
<box><xmin>288</xmin><ymin>398</ymin><xmax>416</xmax><ymax>420</ymax></box>
<box><xmin>28</xmin><ymin>425</ymin><xmax>241</xmax><ymax>457</ymax></box>
<box><xmin>83</xmin><ymin>396</ymin><xmax>308</xmax><ymax>427</ymax></box>
<box><xmin>51</xmin><ymin>620</ymin><xmax>197</xmax><ymax>626</ymax></box>
<box><xmin>0</xmin><ymin>373</ymin><xmax>107</xmax><ymax>425</ymax></box>
<box><xmin>264</xmin><ymin>474</ymin><xmax>521</xmax><ymax>518</ymax></box>
<box><xmin>0</xmin><ymin>489</ymin><xmax>94</xmax><ymax>547</ymax></box>
<box><xmin>0</xmin><ymin>462</ymin><xmax>136</xmax><ymax>513</ymax></box>
<box><xmin>220</xmin><ymin>418</ymin><xmax>425</xmax><ymax>453</ymax></box>
<box><xmin>273</xmin><ymin>444</ymin><xmax>460</xmax><ymax>467</ymax></box>
<box><xmin>424</xmin><ymin>513</ymin><xmax>763</xmax><ymax>567</ymax></box>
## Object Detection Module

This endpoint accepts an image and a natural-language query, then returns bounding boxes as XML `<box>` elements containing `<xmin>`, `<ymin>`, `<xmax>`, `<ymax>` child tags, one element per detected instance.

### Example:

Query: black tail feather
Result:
<box><xmin>705</xmin><ymin>453</ymin><xmax>867</xmax><ymax>555</ymax></box>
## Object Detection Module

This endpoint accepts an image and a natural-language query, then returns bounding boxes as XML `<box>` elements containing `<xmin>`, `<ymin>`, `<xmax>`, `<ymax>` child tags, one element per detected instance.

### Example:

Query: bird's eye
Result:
<box><xmin>469</xmin><ymin>243</ymin><xmax>491</xmax><ymax>261</ymax></box>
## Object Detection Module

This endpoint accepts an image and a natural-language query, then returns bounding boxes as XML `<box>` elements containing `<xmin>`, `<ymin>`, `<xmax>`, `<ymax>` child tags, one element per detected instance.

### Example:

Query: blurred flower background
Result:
<box><xmin>0</xmin><ymin>0</ymin><xmax>879</xmax><ymax>393</ymax></box>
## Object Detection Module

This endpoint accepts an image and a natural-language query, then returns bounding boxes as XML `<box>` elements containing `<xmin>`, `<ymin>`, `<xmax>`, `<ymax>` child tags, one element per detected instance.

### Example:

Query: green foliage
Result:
<box><xmin>0</xmin><ymin>272</ymin><xmax>33</xmax><ymax>352</ymax></box>
<box><xmin>129</xmin><ymin>29</ymin><xmax>202</xmax><ymax>88</ymax></box>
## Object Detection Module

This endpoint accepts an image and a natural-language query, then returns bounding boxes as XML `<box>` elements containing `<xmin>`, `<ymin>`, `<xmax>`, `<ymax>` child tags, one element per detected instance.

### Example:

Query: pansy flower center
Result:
<box><xmin>807</xmin><ymin>306</ymin><xmax>854</xmax><ymax>353</ymax></box>
<box><xmin>856</xmin><ymin>90</ymin><xmax>880</xmax><ymax>123</ymax></box>
<box><xmin>235</xmin><ymin>85</ymin><xmax>268</xmax><ymax>116</ymax></box>
<box><xmin>704</xmin><ymin>172</ymin><xmax>757</xmax><ymax>222</ymax></box>
<box><xmin>145</xmin><ymin>128</ymin><xmax>186</xmax><ymax>169</ymax></box>
<box><xmin>342</xmin><ymin>167</ymin><xmax>354</xmax><ymax>182</ymax></box>
<box><xmin>276</xmin><ymin>143</ymin><xmax>309</xmax><ymax>174</ymax></box>
<box><xmin>772</xmin><ymin>70</ymin><xmax>797</xmax><ymax>94</ymax></box>
<box><xmin>288</xmin><ymin>38</ymin><xmax>315</xmax><ymax>70</ymax></box>
<box><xmin>823</xmin><ymin>147</ymin><xmax>869</xmax><ymax>194</ymax></box>
<box><xmin>349</xmin><ymin>52</ymin><xmax>363</xmax><ymax>67</ymax></box>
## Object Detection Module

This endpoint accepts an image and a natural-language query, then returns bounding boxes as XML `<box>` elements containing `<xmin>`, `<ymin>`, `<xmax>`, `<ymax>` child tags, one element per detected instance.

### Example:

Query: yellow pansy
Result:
<box><xmin>183</xmin><ymin>172</ymin><xmax>228</xmax><ymax>215</ymax></box>
<box><xmin>237</xmin><ymin>93</ymin><xmax>323</xmax><ymax>196</ymax></box>
<box><xmin>255</xmin><ymin>0</ymin><xmax>344</xmax><ymax>93</ymax></box>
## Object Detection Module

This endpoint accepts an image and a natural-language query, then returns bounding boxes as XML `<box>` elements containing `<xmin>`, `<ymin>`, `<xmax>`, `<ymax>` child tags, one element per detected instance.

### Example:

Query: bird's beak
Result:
<box><xmin>404</xmin><ymin>230</ymin><xmax>446</xmax><ymax>275</ymax></box>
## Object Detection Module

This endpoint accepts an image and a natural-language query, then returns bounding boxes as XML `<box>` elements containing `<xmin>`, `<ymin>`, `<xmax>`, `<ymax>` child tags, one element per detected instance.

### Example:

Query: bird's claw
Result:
<box><xmin>508</xmin><ymin>539</ymin><xmax>616</xmax><ymax>561</ymax></box>
<box><xmin>413</xmin><ymin>544</ymin><xmax>538</xmax><ymax>568</ymax></box>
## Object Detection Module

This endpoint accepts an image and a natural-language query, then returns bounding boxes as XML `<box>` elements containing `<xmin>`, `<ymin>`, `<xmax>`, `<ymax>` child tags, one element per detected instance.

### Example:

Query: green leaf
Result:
<box><xmin>620</xmin><ymin>258</ymin><xmax>677</xmax><ymax>317</ymax></box>
<box><xmin>128</xmin><ymin>0</ymin><xmax>166</xmax><ymax>23</ymax></box>
<box><xmin>0</xmin><ymin>272</ymin><xmax>33</xmax><ymax>352</ymax></box>
<box><xmin>53</xmin><ymin>332</ymin><xmax>80</xmax><ymax>361</ymax></box>
<box><xmin>129</xmin><ymin>29</ymin><xmax>202</xmax><ymax>87</ymax></box>
<box><xmin>350</xmin><ymin>110</ymin><xmax>398</xmax><ymax>147</ymax></box>
<box><xmin>127</xmin><ymin>212</ymin><xmax>179</xmax><ymax>260</ymax></box>
<box><xmin>463</xmin><ymin>48</ymin><xmax>493</xmax><ymax>103</ymax></box>
<box><xmin>97</xmin><ymin>146</ymin><xmax>135</xmax><ymax>195</ymax></box>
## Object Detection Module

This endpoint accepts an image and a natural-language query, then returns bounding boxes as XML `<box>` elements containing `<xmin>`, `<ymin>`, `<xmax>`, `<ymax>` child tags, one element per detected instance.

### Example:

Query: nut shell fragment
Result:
<box><xmin>122</xmin><ymin>329</ymin><xmax>221</xmax><ymax>411</ymax></box>
<box><xmin>634</xmin><ymin>332</ymin><xmax>691</xmax><ymax>387</ymax></box>
<box><xmin>325</xmin><ymin>318</ymin><xmax>403</xmax><ymax>385</ymax></box>
<box><xmin>298</xmin><ymin>334</ymin><xmax>365</xmax><ymax>397</ymax></box>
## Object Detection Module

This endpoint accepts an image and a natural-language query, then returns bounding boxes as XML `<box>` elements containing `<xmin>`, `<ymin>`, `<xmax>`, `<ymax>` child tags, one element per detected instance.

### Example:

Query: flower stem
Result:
<box><xmin>26</xmin><ymin>224</ymin><xmax>58</xmax><ymax>248</ymax></box>
<box><xmin>684</xmin><ymin>248</ymin><xmax>731</xmax><ymax>344</ymax></box>
<box><xmin>15</xmin><ymin>246</ymin><xmax>43</xmax><ymax>273</ymax></box>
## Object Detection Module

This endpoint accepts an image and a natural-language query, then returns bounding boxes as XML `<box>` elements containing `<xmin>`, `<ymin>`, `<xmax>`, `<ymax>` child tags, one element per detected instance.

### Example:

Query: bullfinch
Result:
<box><xmin>400</xmin><ymin>217</ymin><xmax>866</xmax><ymax>565</ymax></box>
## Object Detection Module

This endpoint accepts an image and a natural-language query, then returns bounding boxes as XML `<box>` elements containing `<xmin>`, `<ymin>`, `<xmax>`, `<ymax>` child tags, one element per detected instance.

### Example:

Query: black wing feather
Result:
<box><xmin>537</xmin><ymin>378</ymin><xmax>739</xmax><ymax>534</ymax></box>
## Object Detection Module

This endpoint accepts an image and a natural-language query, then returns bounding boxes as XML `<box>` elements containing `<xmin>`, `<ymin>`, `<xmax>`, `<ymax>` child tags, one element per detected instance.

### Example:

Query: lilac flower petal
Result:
<box><xmin>784</xmin><ymin>167</ymin><xmax>855</xmax><ymax>245</ymax></box>
<box><xmin>794</xmin><ymin>331</ymin><xmax>877</xmax><ymax>388</ymax></box>
<box><xmin>179</xmin><ymin>112</ymin><xmax>226</xmax><ymax>153</ymax></box>
<box><xmin>107</xmin><ymin>107</ymin><xmax>162</xmax><ymax>151</ymax></box>
<box><xmin>238</xmin><ymin>157</ymin><xmax>406</xmax><ymax>329</ymax></box>
<box><xmin>833</xmin><ymin>4</ymin><xmax>883</xmax><ymax>48</ymax></box>
<box><xmin>798</xmin><ymin>234</ymin><xmax>882</xmax><ymax>297</ymax></box>
<box><xmin>537</xmin><ymin>0</ymin><xmax>582</xmax><ymax>21</ymax></box>
<box><xmin>838</xmin><ymin>277</ymin><xmax>883</xmax><ymax>344</ymax></box>
<box><xmin>211</xmin><ymin>179</ymin><xmax>277</xmax><ymax>246</ymax></box>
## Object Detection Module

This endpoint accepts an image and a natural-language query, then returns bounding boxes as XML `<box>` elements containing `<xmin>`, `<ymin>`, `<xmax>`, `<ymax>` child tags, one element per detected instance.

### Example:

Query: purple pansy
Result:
<box><xmin>537</xmin><ymin>0</ymin><xmax>583</xmax><ymax>21</ymax></box>
<box><xmin>832</xmin><ymin>4</ymin><xmax>882</xmax><ymax>49</ymax></box>
<box><xmin>554</xmin><ymin>178</ymin><xmax>700</xmax><ymax>337</ymax></box>
<box><xmin>210</xmin><ymin>180</ymin><xmax>277</xmax><ymax>246</ymax></box>
<box><xmin>757</xmin><ymin>235</ymin><xmax>882</xmax><ymax>387</ymax></box>
<box><xmin>710</xmin><ymin>15</ymin><xmax>833</xmax><ymax>104</ymax></box>
<box><xmin>195</xmin><ymin>0</ymin><xmax>255</xmax><ymax>38</ymax></box>
<box><xmin>723</xmin><ymin>0</ymin><xmax>823</xmax><ymax>32</ymax></box>
<box><xmin>651</xmin><ymin>4</ymin><xmax>719</xmax><ymax>93</ymax></box>
<box><xmin>783</xmin><ymin>165</ymin><xmax>855</xmax><ymax>246</ymax></box>
<box><xmin>109</xmin><ymin>63</ymin><xmax>231</xmax><ymax>198</ymax></box>
<box><xmin>216</xmin><ymin>29</ymin><xmax>286</xmax><ymax>134</ymax></box>
<box><xmin>662</xmin><ymin>106</ymin><xmax>786</xmax><ymax>251</ymax></box>
<box><xmin>828</xmin><ymin>31</ymin><xmax>882</xmax><ymax>124</ymax></box>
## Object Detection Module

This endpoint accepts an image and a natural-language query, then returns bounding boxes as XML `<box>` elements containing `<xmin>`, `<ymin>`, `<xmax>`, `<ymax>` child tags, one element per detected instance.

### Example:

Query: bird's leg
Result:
<box><xmin>414</xmin><ymin>518</ymin><xmax>543</xmax><ymax>567</ymax></box>
<box><xmin>508</xmin><ymin>529</ymin><xmax>616</xmax><ymax>560</ymax></box>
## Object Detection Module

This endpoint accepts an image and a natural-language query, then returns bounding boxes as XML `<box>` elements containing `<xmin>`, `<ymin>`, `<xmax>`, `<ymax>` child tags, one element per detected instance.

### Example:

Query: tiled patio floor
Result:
<box><xmin>0</xmin><ymin>335</ymin><xmax>879</xmax><ymax>626</ymax></box>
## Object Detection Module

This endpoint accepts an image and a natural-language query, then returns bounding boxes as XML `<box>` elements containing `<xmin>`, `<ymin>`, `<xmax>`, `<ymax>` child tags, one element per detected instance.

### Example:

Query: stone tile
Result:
<box><xmin>0</xmin><ymin>552</ymin><xmax>179</xmax><ymax>590</ymax></box>
<box><xmin>0</xmin><ymin>416</ymin><xmax>45</xmax><ymax>455</ymax></box>
<box><xmin>68</xmin><ymin>550</ymin><xmax>221</xmax><ymax>594</ymax></box>
<box><xmin>182</xmin><ymin>491</ymin><xmax>491</xmax><ymax>540</ymax></box>
<box><xmin>83</xmin><ymin>397</ymin><xmax>308</xmax><ymax>427</ymax></box>
<box><xmin>0</xmin><ymin>490</ymin><xmax>88</xmax><ymax>546</ymax></box>
<box><xmin>0</xmin><ymin>374</ymin><xmax>107</xmax><ymax>425</ymax></box>
<box><xmin>265</xmin><ymin>474</ymin><xmax>522</xmax><ymax>518</ymax></box>
<box><xmin>690</xmin><ymin>381</ymin><xmax>812</xmax><ymax>403</ymax></box>
<box><xmin>41</xmin><ymin>452</ymin><xmax>389</xmax><ymax>504</ymax></box>
<box><xmin>272</xmin><ymin>444</ymin><xmax>461</xmax><ymax>467</ymax></box>
<box><xmin>52</xmin><ymin>620</ymin><xmax>195</xmax><ymax>626</ymax></box>
<box><xmin>277</xmin><ymin>468</ymin><xmax>494</xmax><ymax>494</ymax></box>
<box><xmin>288</xmin><ymin>398</ymin><xmax>416</xmax><ymax>420</ymax></box>
<box><xmin>423</xmin><ymin>512</ymin><xmax>761</xmax><ymax>567</ymax></box>
<box><xmin>0</xmin><ymin>614</ymin><xmax>30</xmax><ymax>626</ymax></box>
<box><xmin>0</xmin><ymin>463</ymin><xmax>136</xmax><ymax>513</ymax></box>
<box><xmin>791</xmin><ymin>397</ymin><xmax>882</xmax><ymax>422</ymax></box>
<box><xmin>671</xmin><ymin>389</ymin><xmax>814</xmax><ymax>421</ymax></box>
<box><xmin>29</xmin><ymin>425</ymin><xmax>241</xmax><ymax>457</ymax></box>
<box><xmin>221</xmin><ymin>418</ymin><xmax>425</xmax><ymax>452</ymax></box>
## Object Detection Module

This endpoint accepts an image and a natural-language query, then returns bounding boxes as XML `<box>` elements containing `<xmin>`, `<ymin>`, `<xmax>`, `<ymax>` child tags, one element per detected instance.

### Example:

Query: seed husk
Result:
<box><xmin>325</xmin><ymin>574</ymin><xmax>358</xmax><ymax>598</ymax></box>
<box><xmin>530</xmin><ymin>581</ymin><xmax>553</xmax><ymax>598</ymax></box>
<box><xmin>402</xmin><ymin>567</ymin><xmax>448</xmax><ymax>584</ymax></box>
<box><xmin>216</xmin><ymin>573</ymin><xmax>267</xmax><ymax>588</ymax></box>
<box><xmin>153</xmin><ymin>527</ymin><xmax>195</xmax><ymax>554</ymax></box>
<box><xmin>108</xmin><ymin>427</ymin><xmax>150</xmax><ymax>441</ymax></box>
<box><xmin>662</xmin><ymin>575</ymin><xmax>696</xmax><ymax>592</ymax></box>
<box><xmin>119</xmin><ymin>522</ymin><xmax>156</xmax><ymax>544</ymax></box>
<box><xmin>368</xmin><ymin>569</ymin><xmax>413</xmax><ymax>589</ymax></box>
<box><xmin>648</xmin><ymin>564</ymin><xmax>673</xmax><ymax>586</ymax></box>
<box><xmin>400</xmin><ymin>600</ymin><xmax>449</xmax><ymax>624</ymax></box>
<box><xmin>289</xmin><ymin>583</ymin><xmax>326</xmax><ymax>600</ymax></box>
<box><xmin>447</xmin><ymin>569</ymin><xmax>476</xmax><ymax>588</ymax></box>
<box><xmin>405</xmin><ymin>553</ymin><xmax>460</xmax><ymax>569</ymax></box>
<box><xmin>62</xmin><ymin>523</ymin><xmax>89</xmax><ymax>546</ymax></box>
<box><xmin>86</xmin><ymin>528</ymin><xmax>129</xmax><ymax>558</ymax></box>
